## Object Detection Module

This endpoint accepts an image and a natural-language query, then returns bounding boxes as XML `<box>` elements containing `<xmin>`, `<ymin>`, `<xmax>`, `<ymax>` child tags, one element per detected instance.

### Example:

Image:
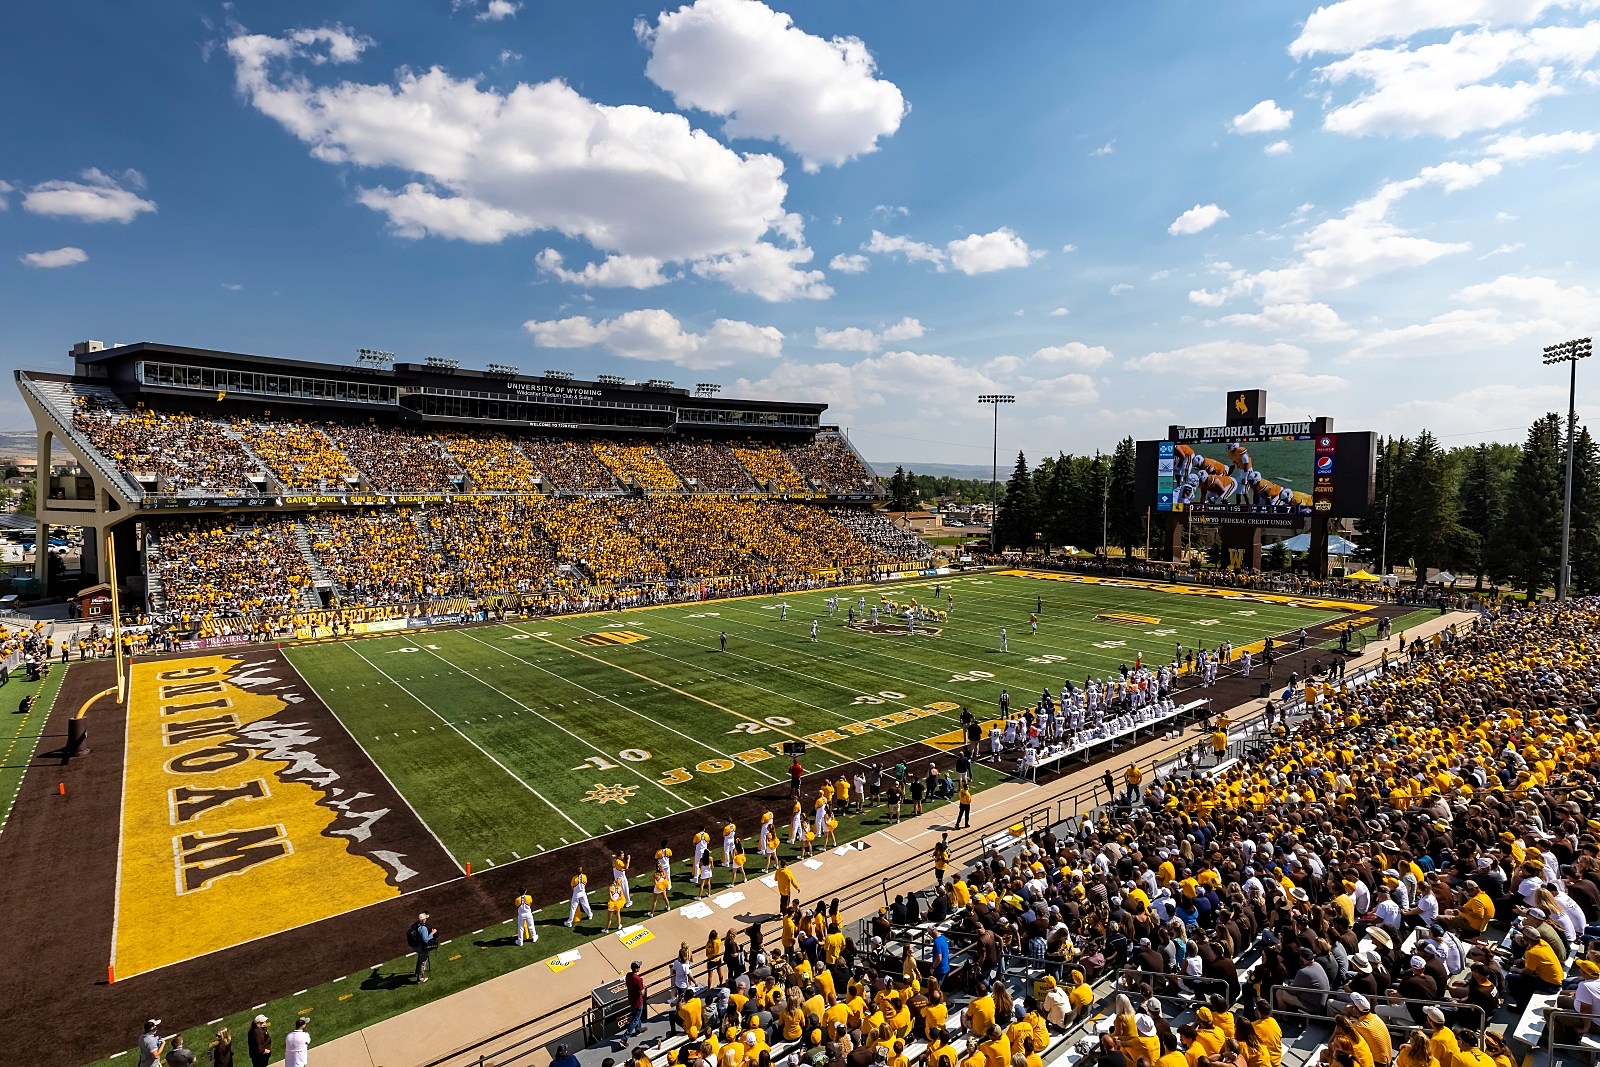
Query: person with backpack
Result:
<box><xmin>408</xmin><ymin>912</ymin><xmax>438</xmax><ymax>983</ymax></box>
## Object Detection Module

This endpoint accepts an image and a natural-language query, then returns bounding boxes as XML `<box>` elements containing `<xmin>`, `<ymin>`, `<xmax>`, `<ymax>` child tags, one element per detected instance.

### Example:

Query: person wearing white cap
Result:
<box><xmin>283</xmin><ymin>1018</ymin><xmax>310</xmax><ymax>1067</ymax></box>
<box><xmin>137</xmin><ymin>1020</ymin><xmax>167</xmax><ymax>1067</ymax></box>
<box><xmin>1344</xmin><ymin>994</ymin><xmax>1391</xmax><ymax>1066</ymax></box>
<box><xmin>246</xmin><ymin>1017</ymin><xmax>271</xmax><ymax>1067</ymax></box>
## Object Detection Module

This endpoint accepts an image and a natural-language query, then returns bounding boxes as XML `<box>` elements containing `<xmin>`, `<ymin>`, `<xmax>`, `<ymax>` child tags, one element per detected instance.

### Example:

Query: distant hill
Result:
<box><xmin>866</xmin><ymin>460</ymin><xmax>995</xmax><ymax>480</ymax></box>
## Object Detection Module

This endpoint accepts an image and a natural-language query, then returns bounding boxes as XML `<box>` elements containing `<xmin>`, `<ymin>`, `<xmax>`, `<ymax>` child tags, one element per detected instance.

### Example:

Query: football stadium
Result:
<box><xmin>8</xmin><ymin>4</ymin><xmax>1600</xmax><ymax>1067</ymax></box>
<box><xmin>0</xmin><ymin>339</ymin><xmax>1516</xmax><ymax>1067</ymax></box>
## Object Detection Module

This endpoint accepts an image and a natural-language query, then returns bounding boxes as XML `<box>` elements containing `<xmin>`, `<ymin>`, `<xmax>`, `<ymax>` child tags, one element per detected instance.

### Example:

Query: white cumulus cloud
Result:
<box><xmin>864</xmin><ymin>227</ymin><xmax>1039</xmax><ymax>274</ymax></box>
<box><xmin>524</xmin><ymin>309</ymin><xmax>783</xmax><ymax>369</ymax></box>
<box><xmin>813</xmin><ymin>316</ymin><xmax>926</xmax><ymax>352</ymax></box>
<box><xmin>639</xmin><ymin>0</ymin><xmax>906</xmax><ymax>171</ymax></box>
<box><xmin>1230</xmin><ymin>99</ymin><xmax>1294</xmax><ymax>133</ymax></box>
<box><xmin>1485</xmin><ymin>128</ymin><xmax>1599</xmax><ymax>159</ymax></box>
<box><xmin>476</xmin><ymin>0</ymin><xmax>521</xmax><ymax>21</ymax></box>
<box><xmin>22</xmin><ymin>168</ymin><xmax>156</xmax><ymax>223</ymax></box>
<box><xmin>536</xmin><ymin>249</ymin><xmax>670</xmax><ymax>289</ymax></box>
<box><xmin>20</xmin><ymin>246</ymin><xmax>88</xmax><ymax>269</ymax></box>
<box><xmin>1265</xmin><ymin>140</ymin><xmax>1293</xmax><ymax>155</ymax></box>
<box><xmin>880</xmin><ymin>316</ymin><xmax>925</xmax><ymax>342</ymax></box>
<box><xmin>1168</xmin><ymin>203</ymin><xmax>1229</xmax><ymax>235</ymax></box>
<box><xmin>1290</xmin><ymin>0</ymin><xmax>1583</xmax><ymax>56</ymax></box>
<box><xmin>828</xmin><ymin>253</ymin><xmax>869</xmax><ymax>274</ymax></box>
<box><xmin>226</xmin><ymin>24</ymin><xmax>827</xmax><ymax>300</ymax></box>
<box><xmin>946</xmin><ymin>228</ymin><xmax>1041</xmax><ymax>274</ymax></box>
<box><xmin>814</xmin><ymin>326</ymin><xmax>880</xmax><ymax>352</ymax></box>
<box><xmin>1312</xmin><ymin>23</ymin><xmax>1600</xmax><ymax>139</ymax></box>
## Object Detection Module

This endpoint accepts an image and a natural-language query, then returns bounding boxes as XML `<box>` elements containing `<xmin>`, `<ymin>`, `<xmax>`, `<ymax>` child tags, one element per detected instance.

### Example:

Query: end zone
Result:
<box><xmin>112</xmin><ymin>648</ymin><xmax>457</xmax><ymax>979</ymax></box>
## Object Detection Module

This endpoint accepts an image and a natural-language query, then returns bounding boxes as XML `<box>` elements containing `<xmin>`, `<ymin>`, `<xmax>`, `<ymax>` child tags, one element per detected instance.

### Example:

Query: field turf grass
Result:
<box><xmin>286</xmin><ymin>571</ymin><xmax>1346</xmax><ymax>871</ymax></box>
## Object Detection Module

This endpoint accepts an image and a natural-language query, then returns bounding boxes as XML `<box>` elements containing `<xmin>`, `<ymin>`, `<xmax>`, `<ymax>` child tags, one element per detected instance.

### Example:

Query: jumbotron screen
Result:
<box><xmin>1155</xmin><ymin>435</ymin><xmax>1315</xmax><ymax>516</ymax></box>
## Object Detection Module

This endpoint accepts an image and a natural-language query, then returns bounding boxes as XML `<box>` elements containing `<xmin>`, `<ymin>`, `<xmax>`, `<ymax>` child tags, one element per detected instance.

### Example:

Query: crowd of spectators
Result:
<box><xmin>830</xmin><ymin>510</ymin><xmax>937</xmax><ymax>562</ymax></box>
<box><xmin>659</xmin><ymin>440</ymin><xmax>758</xmax><ymax>492</ymax></box>
<box><xmin>74</xmin><ymin>398</ymin><xmax>263</xmax><ymax>494</ymax></box>
<box><xmin>62</xmin><ymin>396</ymin><xmax>883</xmax><ymax>503</ymax></box>
<box><xmin>320</xmin><ymin>424</ymin><xmax>463</xmax><ymax>493</ymax></box>
<box><xmin>733</xmin><ymin>443</ymin><xmax>809</xmax><ymax>493</ymax></box>
<box><xmin>143</xmin><ymin>497</ymin><xmax>928</xmax><ymax>625</ymax></box>
<box><xmin>235</xmin><ymin>419</ymin><xmax>362</xmax><ymax>490</ymax></box>
<box><xmin>439</xmin><ymin>432</ymin><xmax>542</xmax><ymax>492</ymax></box>
<box><xmin>521</xmin><ymin>436</ymin><xmax>622</xmax><ymax>492</ymax></box>
<box><xmin>149</xmin><ymin>517</ymin><xmax>314</xmax><ymax>620</ymax></box>
<box><xmin>594</xmin><ymin>441</ymin><xmax>683</xmax><ymax>491</ymax></box>
<box><xmin>426</xmin><ymin>499</ymin><xmax>559</xmax><ymax>595</ymax></box>
<box><xmin>308</xmin><ymin>508</ymin><xmax>452</xmax><ymax>605</ymax></box>
<box><xmin>786</xmin><ymin>434</ymin><xmax>878</xmax><ymax>495</ymax></box>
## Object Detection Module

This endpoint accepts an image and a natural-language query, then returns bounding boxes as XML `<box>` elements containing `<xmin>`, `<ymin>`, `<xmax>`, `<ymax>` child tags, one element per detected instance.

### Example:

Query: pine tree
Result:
<box><xmin>1396</xmin><ymin>430</ymin><xmax>1461</xmax><ymax>582</ymax></box>
<box><xmin>1355</xmin><ymin>436</ymin><xmax>1410</xmax><ymax>571</ymax></box>
<box><xmin>1493</xmin><ymin>414</ymin><xmax>1564</xmax><ymax>596</ymax></box>
<box><xmin>1041</xmin><ymin>454</ymin><xmax>1073</xmax><ymax>550</ymax></box>
<box><xmin>1456</xmin><ymin>443</ymin><xmax>1515</xmax><ymax>590</ymax></box>
<box><xmin>1107</xmin><ymin>436</ymin><xmax>1141</xmax><ymax>557</ymax></box>
<box><xmin>1569</xmin><ymin>427</ymin><xmax>1600</xmax><ymax>595</ymax></box>
<box><xmin>994</xmin><ymin>451</ymin><xmax>1038</xmax><ymax>550</ymax></box>
<box><xmin>888</xmin><ymin>466</ymin><xmax>916</xmax><ymax>511</ymax></box>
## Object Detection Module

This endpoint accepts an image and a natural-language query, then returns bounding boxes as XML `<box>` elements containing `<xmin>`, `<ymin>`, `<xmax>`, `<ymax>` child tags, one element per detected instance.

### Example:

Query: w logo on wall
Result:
<box><xmin>1228</xmin><ymin>548</ymin><xmax>1246</xmax><ymax>569</ymax></box>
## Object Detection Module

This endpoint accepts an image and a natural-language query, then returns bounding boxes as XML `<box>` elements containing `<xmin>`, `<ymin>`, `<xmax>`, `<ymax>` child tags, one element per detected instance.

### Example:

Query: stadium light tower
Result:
<box><xmin>1543</xmin><ymin>336</ymin><xmax>1593</xmax><ymax>601</ymax></box>
<box><xmin>978</xmin><ymin>394</ymin><xmax>1015</xmax><ymax>554</ymax></box>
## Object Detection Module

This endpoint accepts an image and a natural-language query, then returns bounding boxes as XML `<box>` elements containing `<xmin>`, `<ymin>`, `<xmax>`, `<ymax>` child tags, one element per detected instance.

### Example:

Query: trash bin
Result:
<box><xmin>1259</xmin><ymin>682</ymin><xmax>1271</xmax><ymax>699</ymax></box>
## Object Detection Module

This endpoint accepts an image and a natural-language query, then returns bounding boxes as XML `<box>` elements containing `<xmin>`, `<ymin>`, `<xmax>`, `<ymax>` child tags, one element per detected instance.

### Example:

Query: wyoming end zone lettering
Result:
<box><xmin>113</xmin><ymin>651</ymin><xmax>455</xmax><ymax>979</ymax></box>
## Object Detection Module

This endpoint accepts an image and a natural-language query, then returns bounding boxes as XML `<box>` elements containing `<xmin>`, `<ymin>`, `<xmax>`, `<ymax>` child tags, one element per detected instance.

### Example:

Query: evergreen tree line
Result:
<box><xmin>1354</xmin><ymin>413</ymin><xmax>1600</xmax><ymax>596</ymax></box>
<box><xmin>987</xmin><ymin>437</ymin><xmax>1143</xmax><ymax>553</ymax></box>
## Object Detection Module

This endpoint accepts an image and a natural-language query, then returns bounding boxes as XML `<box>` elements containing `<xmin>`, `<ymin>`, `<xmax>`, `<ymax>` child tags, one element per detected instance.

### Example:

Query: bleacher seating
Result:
<box><xmin>592</xmin><ymin>441</ymin><xmax>682</xmax><ymax>491</ymax></box>
<box><xmin>439</xmin><ymin>432</ymin><xmax>542</xmax><ymax>492</ymax></box>
<box><xmin>320</xmin><ymin>424</ymin><xmax>464</xmax><ymax>492</ymax></box>
<box><xmin>144</xmin><ymin>495</ymin><xmax>928</xmax><ymax>628</ymax></box>
<box><xmin>148</xmin><ymin>517</ymin><xmax>314</xmax><ymax>621</ymax></box>
<box><xmin>519</xmin><ymin>436</ymin><xmax>620</xmax><ymax>492</ymax></box>
<box><xmin>235</xmin><ymin>418</ymin><xmax>362</xmax><ymax>490</ymax></box>
<box><xmin>73</xmin><ymin>399</ymin><xmax>265</xmax><ymax>494</ymax></box>
<box><xmin>831</xmin><ymin>508</ymin><xmax>936</xmax><ymax>560</ymax></box>
<box><xmin>658</xmin><ymin>438</ymin><xmax>757</xmax><ymax>492</ymax></box>
<box><xmin>731</xmin><ymin>441</ymin><xmax>808</xmax><ymax>492</ymax></box>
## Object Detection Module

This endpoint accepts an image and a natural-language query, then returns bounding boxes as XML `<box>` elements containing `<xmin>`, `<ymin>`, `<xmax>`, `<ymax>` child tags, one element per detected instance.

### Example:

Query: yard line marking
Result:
<box><xmin>345</xmin><ymin>643</ymin><xmax>587</xmax><ymax>835</ymax></box>
<box><xmin>588</xmin><ymin>621</ymin><xmax>935</xmax><ymax>751</ymax></box>
<box><xmin>412</xmin><ymin>635</ymin><xmax>692</xmax><ymax>803</ymax></box>
<box><xmin>455</xmin><ymin>628</ymin><xmax>784</xmax><ymax>783</ymax></box>
<box><xmin>289</xmin><ymin>652</ymin><xmax>469</xmax><ymax>871</ymax></box>
<box><xmin>507</xmin><ymin>625</ymin><xmax>845</xmax><ymax>760</ymax></box>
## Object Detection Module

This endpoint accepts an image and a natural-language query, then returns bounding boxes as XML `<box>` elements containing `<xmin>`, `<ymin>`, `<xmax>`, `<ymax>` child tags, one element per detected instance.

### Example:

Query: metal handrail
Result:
<box><xmin>1537</xmin><ymin>1007</ymin><xmax>1600</xmax><ymax>1067</ymax></box>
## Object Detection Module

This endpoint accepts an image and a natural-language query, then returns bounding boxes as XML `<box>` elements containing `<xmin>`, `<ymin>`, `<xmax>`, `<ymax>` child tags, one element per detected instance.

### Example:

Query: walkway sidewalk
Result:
<box><xmin>304</xmin><ymin>610</ymin><xmax>1474</xmax><ymax>1067</ymax></box>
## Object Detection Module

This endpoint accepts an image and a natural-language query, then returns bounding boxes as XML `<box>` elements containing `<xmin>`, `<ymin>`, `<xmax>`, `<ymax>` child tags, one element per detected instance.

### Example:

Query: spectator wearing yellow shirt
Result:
<box><xmin>1509</xmin><ymin>928</ymin><xmax>1565</xmax><ymax>1008</ymax></box>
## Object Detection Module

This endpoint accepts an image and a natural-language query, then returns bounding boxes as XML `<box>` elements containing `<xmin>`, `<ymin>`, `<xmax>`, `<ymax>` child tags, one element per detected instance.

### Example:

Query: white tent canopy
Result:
<box><xmin>1279</xmin><ymin>533</ymin><xmax>1359</xmax><ymax>556</ymax></box>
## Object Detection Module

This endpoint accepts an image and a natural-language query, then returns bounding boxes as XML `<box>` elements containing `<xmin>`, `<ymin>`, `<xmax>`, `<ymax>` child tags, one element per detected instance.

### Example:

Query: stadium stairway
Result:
<box><xmin>290</xmin><ymin>522</ymin><xmax>328</xmax><ymax>609</ymax></box>
<box><xmin>17</xmin><ymin>375</ymin><xmax>145</xmax><ymax>498</ymax></box>
<box><xmin>221</xmin><ymin>423</ymin><xmax>285</xmax><ymax>494</ymax></box>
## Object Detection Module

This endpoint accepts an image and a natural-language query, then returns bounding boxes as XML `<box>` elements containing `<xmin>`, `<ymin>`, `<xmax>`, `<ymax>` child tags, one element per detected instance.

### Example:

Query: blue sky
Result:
<box><xmin>4</xmin><ymin>0</ymin><xmax>1600</xmax><ymax>465</ymax></box>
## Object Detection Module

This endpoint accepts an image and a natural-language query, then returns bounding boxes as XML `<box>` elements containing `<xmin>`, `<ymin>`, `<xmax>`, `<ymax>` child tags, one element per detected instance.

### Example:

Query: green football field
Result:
<box><xmin>286</xmin><ymin>571</ymin><xmax>1350</xmax><ymax>869</ymax></box>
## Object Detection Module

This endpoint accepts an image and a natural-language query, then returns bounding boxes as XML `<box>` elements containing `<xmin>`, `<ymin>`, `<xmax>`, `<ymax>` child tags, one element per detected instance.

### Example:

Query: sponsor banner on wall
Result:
<box><xmin>175</xmin><ymin>633</ymin><xmax>254</xmax><ymax>652</ymax></box>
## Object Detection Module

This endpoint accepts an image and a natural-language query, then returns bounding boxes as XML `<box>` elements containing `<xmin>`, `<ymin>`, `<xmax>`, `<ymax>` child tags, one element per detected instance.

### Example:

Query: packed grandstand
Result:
<box><xmin>16</xmin><ymin>343</ymin><xmax>937</xmax><ymax>639</ymax></box>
